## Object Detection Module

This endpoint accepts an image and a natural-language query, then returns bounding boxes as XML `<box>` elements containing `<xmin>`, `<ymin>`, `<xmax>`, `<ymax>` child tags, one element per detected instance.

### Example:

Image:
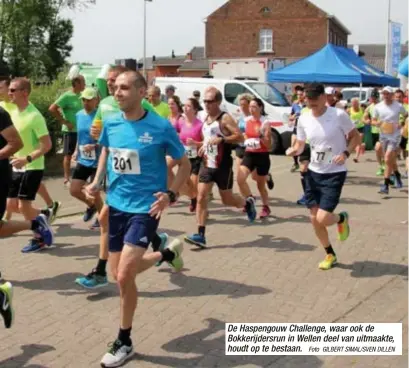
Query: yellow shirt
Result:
<box><xmin>152</xmin><ymin>101</ymin><xmax>170</xmax><ymax>119</ymax></box>
<box><xmin>0</xmin><ymin>101</ymin><xmax>17</xmax><ymax>114</ymax></box>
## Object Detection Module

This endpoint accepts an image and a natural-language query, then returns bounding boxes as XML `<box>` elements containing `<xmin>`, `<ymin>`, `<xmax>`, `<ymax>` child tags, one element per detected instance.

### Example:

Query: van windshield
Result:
<box><xmin>341</xmin><ymin>90</ymin><xmax>367</xmax><ymax>102</ymax></box>
<box><xmin>247</xmin><ymin>82</ymin><xmax>290</xmax><ymax>107</ymax></box>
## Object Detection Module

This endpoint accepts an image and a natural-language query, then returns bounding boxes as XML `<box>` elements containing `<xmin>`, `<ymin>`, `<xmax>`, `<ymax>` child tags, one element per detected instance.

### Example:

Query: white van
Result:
<box><xmin>153</xmin><ymin>77</ymin><xmax>293</xmax><ymax>153</ymax></box>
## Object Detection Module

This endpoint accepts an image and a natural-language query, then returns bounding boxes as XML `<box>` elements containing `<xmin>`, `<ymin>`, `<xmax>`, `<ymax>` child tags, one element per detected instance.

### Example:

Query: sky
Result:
<box><xmin>62</xmin><ymin>0</ymin><xmax>409</xmax><ymax>65</ymax></box>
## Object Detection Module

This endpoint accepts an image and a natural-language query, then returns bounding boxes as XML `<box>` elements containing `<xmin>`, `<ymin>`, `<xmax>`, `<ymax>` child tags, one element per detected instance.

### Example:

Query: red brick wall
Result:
<box><xmin>154</xmin><ymin>65</ymin><xmax>180</xmax><ymax>77</ymax></box>
<box><xmin>206</xmin><ymin>0</ymin><xmax>343</xmax><ymax>59</ymax></box>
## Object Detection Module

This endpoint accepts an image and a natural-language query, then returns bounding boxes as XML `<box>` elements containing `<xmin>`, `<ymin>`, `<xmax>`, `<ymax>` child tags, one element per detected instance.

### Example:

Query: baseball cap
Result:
<box><xmin>381</xmin><ymin>86</ymin><xmax>393</xmax><ymax>94</ymax></box>
<box><xmin>80</xmin><ymin>87</ymin><xmax>98</xmax><ymax>100</ymax></box>
<box><xmin>193</xmin><ymin>90</ymin><xmax>200</xmax><ymax>97</ymax></box>
<box><xmin>325</xmin><ymin>86</ymin><xmax>336</xmax><ymax>95</ymax></box>
<box><xmin>304</xmin><ymin>83</ymin><xmax>325</xmax><ymax>99</ymax></box>
<box><xmin>165</xmin><ymin>85</ymin><xmax>176</xmax><ymax>92</ymax></box>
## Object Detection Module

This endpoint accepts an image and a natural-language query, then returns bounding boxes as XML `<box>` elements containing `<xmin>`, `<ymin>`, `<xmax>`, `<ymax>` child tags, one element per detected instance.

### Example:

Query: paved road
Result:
<box><xmin>0</xmin><ymin>153</ymin><xmax>407</xmax><ymax>367</ymax></box>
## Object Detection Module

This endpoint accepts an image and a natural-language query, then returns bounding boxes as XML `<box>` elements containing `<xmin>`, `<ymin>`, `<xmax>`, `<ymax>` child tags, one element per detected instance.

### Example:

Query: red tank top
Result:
<box><xmin>244</xmin><ymin>117</ymin><xmax>269</xmax><ymax>153</ymax></box>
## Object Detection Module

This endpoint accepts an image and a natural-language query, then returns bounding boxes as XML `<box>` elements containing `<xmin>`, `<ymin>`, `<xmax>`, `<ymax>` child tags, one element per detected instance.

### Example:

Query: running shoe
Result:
<box><xmin>318</xmin><ymin>254</ymin><xmax>337</xmax><ymax>270</ymax></box>
<box><xmin>376</xmin><ymin>166</ymin><xmax>384</xmax><ymax>176</ymax></box>
<box><xmin>185</xmin><ymin>233</ymin><xmax>206</xmax><ymax>248</ymax></box>
<box><xmin>395</xmin><ymin>175</ymin><xmax>403</xmax><ymax>189</ymax></box>
<box><xmin>89</xmin><ymin>218</ymin><xmax>100</xmax><ymax>230</ymax></box>
<box><xmin>33</xmin><ymin>214</ymin><xmax>54</xmax><ymax>247</ymax></box>
<box><xmin>296</xmin><ymin>194</ymin><xmax>306</xmax><ymax>206</ymax></box>
<box><xmin>290</xmin><ymin>164</ymin><xmax>299</xmax><ymax>172</ymax></box>
<box><xmin>49</xmin><ymin>201</ymin><xmax>62</xmax><ymax>224</ymax></box>
<box><xmin>21</xmin><ymin>238</ymin><xmax>47</xmax><ymax>253</ymax></box>
<box><xmin>165</xmin><ymin>239</ymin><xmax>184</xmax><ymax>272</ymax></box>
<box><xmin>0</xmin><ymin>282</ymin><xmax>14</xmax><ymax>328</ymax></box>
<box><xmin>100</xmin><ymin>339</ymin><xmax>134</xmax><ymax>368</ymax></box>
<box><xmin>83</xmin><ymin>206</ymin><xmax>97</xmax><ymax>222</ymax></box>
<box><xmin>259</xmin><ymin>205</ymin><xmax>271</xmax><ymax>219</ymax></box>
<box><xmin>267</xmin><ymin>174</ymin><xmax>274</xmax><ymax>190</ymax></box>
<box><xmin>155</xmin><ymin>233</ymin><xmax>169</xmax><ymax>266</ymax></box>
<box><xmin>337</xmin><ymin>211</ymin><xmax>350</xmax><ymax>242</ymax></box>
<box><xmin>75</xmin><ymin>269</ymin><xmax>108</xmax><ymax>289</ymax></box>
<box><xmin>245</xmin><ymin>197</ymin><xmax>257</xmax><ymax>223</ymax></box>
<box><xmin>378</xmin><ymin>184</ymin><xmax>389</xmax><ymax>195</ymax></box>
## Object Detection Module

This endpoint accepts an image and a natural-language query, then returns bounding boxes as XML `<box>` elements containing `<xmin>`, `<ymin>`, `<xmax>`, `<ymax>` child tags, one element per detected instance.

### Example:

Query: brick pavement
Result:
<box><xmin>0</xmin><ymin>153</ymin><xmax>407</xmax><ymax>367</ymax></box>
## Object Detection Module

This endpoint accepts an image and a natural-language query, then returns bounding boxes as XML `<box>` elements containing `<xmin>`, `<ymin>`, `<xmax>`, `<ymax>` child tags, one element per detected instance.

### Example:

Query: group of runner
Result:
<box><xmin>0</xmin><ymin>65</ymin><xmax>407</xmax><ymax>367</ymax></box>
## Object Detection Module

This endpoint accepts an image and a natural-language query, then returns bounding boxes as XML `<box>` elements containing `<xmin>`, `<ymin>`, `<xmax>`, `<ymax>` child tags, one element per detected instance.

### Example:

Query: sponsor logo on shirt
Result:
<box><xmin>138</xmin><ymin>132</ymin><xmax>153</xmax><ymax>144</ymax></box>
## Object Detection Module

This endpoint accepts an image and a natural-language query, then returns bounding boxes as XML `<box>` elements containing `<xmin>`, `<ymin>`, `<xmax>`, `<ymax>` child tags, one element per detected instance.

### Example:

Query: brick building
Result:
<box><xmin>205</xmin><ymin>0</ymin><xmax>350</xmax><ymax>60</ymax></box>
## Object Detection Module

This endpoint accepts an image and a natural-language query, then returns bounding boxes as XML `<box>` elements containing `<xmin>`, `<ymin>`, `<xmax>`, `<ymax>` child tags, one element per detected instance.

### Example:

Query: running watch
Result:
<box><xmin>166</xmin><ymin>190</ymin><xmax>177</xmax><ymax>204</ymax></box>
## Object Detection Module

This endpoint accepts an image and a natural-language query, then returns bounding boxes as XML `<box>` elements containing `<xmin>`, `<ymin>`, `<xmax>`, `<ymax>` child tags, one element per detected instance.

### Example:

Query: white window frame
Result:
<box><xmin>259</xmin><ymin>29</ymin><xmax>273</xmax><ymax>52</ymax></box>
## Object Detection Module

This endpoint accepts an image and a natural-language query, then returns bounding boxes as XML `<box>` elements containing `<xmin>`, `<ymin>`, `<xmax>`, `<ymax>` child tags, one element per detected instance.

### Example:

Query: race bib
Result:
<box><xmin>311</xmin><ymin>146</ymin><xmax>334</xmax><ymax>165</ymax></box>
<box><xmin>110</xmin><ymin>148</ymin><xmax>140</xmax><ymax>175</ymax></box>
<box><xmin>381</xmin><ymin>122</ymin><xmax>396</xmax><ymax>135</ymax></box>
<box><xmin>79</xmin><ymin>145</ymin><xmax>96</xmax><ymax>161</ymax></box>
<box><xmin>244</xmin><ymin>138</ymin><xmax>261</xmax><ymax>149</ymax></box>
<box><xmin>184</xmin><ymin>145</ymin><xmax>198</xmax><ymax>159</ymax></box>
<box><xmin>205</xmin><ymin>143</ymin><xmax>218</xmax><ymax>158</ymax></box>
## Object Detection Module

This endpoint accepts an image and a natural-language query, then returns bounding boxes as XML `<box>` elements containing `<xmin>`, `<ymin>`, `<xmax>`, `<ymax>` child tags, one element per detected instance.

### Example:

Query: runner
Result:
<box><xmin>0</xmin><ymin>76</ymin><xmax>61</xmax><ymax>222</ymax></box>
<box><xmin>0</xmin><ymin>105</ymin><xmax>53</xmax><ymax>328</ymax></box>
<box><xmin>373</xmin><ymin>86</ymin><xmax>408</xmax><ymax>194</ymax></box>
<box><xmin>286</xmin><ymin>83</ymin><xmax>360</xmax><ymax>270</ymax></box>
<box><xmin>177</xmin><ymin>97</ymin><xmax>203</xmax><ymax>212</ymax></box>
<box><xmin>147</xmin><ymin>86</ymin><xmax>170</xmax><ymax>118</ymax></box>
<box><xmin>237</xmin><ymin>98</ymin><xmax>273</xmax><ymax>219</ymax></box>
<box><xmin>185</xmin><ymin>87</ymin><xmax>257</xmax><ymax>248</ymax></box>
<box><xmin>395</xmin><ymin>89</ymin><xmax>409</xmax><ymax>161</ymax></box>
<box><xmin>348</xmin><ymin>98</ymin><xmax>366</xmax><ymax>163</ymax></box>
<box><xmin>76</xmin><ymin>65</ymin><xmax>155</xmax><ymax>288</ymax></box>
<box><xmin>363</xmin><ymin>90</ymin><xmax>383</xmax><ymax>175</ymax></box>
<box><xmin>6</xmin><ymin>78</ymin><xmax>55</xmax><ymax>253</ymax></box>
<box><xmin>289</xmin><ymin>87</ymin><xmax>306</xmax><ymax>172</ymax></box>
<box><xmin>84</xmin><ymin>70</ymin><xmax>190</xmax><ymax>367</ymax></box>
<box><xmin>49</xmin><ymin>75</ymin><xmax>85</xmax><ymax>185</ymax></box>
<box><xmin>70</xmin><ymin>87</ymin><xmax>103</xmax><ymax>229</ymax></box>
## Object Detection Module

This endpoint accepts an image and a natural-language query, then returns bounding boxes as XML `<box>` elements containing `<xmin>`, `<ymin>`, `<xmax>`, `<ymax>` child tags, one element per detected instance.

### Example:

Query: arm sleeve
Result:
<box><xmin>54</xmin><ymin>93</ymin><xmax>68</xmax><ymax>109</ymax></box>
<box><xmin>33</xmin><ymin>115</ymin><xmax>49</xmax><ymax>139</ymax></box>
<box><xmin>296</xmin><ymin>116</ymin><xmax>307</xmax><ymax>141</ymax></box>
<box><xmin>338</xmin><ymin>110</ymin><xmax>355</xmax><ymax>135</ymax></box>
<box><xmin>98</xmin><ymin>124</ymin><xmax>109</xmax><ymax>147</ymax></box>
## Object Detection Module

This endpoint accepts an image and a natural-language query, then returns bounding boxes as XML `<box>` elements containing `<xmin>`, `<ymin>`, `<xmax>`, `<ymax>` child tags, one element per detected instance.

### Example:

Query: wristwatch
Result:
<box><xmin>166</xmin><ymin>190</ymin><xmax>177</xmax><ymax>204</ymax></box>
<box><xmin>343</xmin><ymin>150</ymin><xmax>350</xmax><ymax>158</ymax></box>
<box><xmin>26</xmin><ymin>155</ymin><xmax>33</xmax><ymax>163</ymax></box>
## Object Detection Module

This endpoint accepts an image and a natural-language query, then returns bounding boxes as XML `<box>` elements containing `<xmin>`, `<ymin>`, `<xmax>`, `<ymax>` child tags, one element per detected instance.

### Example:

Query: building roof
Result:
<box><xmin>348</xmin><ymin>43</ymin><xmax>408</xmax><ymax>58</ymax></box>
<box><xmin>327</xmin><ymin>15</ymin><xmax>351</xmax><ymax>35</ymax></box>
<box><xmin>178</xmin><ymin>59</ymin><xmax>209</xmax><ymax>71</ymax></box>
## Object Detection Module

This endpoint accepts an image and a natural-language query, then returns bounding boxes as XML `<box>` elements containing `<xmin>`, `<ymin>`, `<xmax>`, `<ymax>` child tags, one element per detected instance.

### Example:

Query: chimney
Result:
<box><xmin>152</xmin><ymin>55</ymin><xmax>156</xmax><ymax>62</ymax></box>
<box><xmin>186</xmin><ymin>52</ymin><xmax>192</xmax><ymax>61</ymax></box>
<box><xmin>172</xmin><ymin>50</ymin><xmax>175</xmax><ymax>58</ymax></box>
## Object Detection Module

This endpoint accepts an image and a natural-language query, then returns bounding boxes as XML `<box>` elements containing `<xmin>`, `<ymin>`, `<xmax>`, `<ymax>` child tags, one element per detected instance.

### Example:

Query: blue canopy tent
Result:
<box><xmin>267</xmin><ymin>44</ymin><xmax>400</xmax><ymax>86</ymax></box>
<box><xmin>398</xmin><ymin>55</ymin><xmax>408</xmax><ymax>77</ymax></box>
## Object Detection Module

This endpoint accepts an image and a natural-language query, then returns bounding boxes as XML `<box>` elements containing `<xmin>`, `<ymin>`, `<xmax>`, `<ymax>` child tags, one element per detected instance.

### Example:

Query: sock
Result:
<box><xmin>161</xmin><ymin>248</ymin><xmax>175</xmax><ymax>262</ymax></box>
<box><xmin>338</xmin><ymin>213</ymin><xmax>345</xmax><ymax>224</ymax></box>
<box><xmin>384</xmin><ymin>178</ymin><xmax>390</xmax><ymax>187</ymax></box>
<box><xmin>151</xmin><ymin>233</ymin><xmax>162</xmax><ymax>252</ymax></box>
<box><xmin>293</xmin><ymin>156</ymin><xmax>299</xmax><ymax>165</ymax></box>
<box><xmin>31</xmin><ymin>219</ymin><xmax>40</xmax><ymax>231</ymax></box>
<box><xmin>394</xmin><ymin>171</ymin><xmax>401</xmax><ymax>179</ymax></box>
<box><xmin>198</xmin><ymin>226</ymin><xmax>205</xmax><ymax>237</ymax></box>
<box><xmin>40</xmin><ymin>208</ymin><xmax>50</xmax><ymax>217</ymax></box>
<box><xmin>191</xmin><ymin>197</ymin><xmax>197</xmax><ymax>207</ymax></box>
<box><xmin>300</xmin><ymin>172</ymin><xmax>307</xmax><ymax>192</ymax></box>
<box><xmin>325</xmin><ymin>245</ymin><xmax>336</xmax><ymax>256</ymax></box>
<box><xmin>118</xmin><ymin>327</ymin><xmax>132</xmax><ymax>346</ymax></box>
<box><xmin>95</xmin><ymin>259</ymin><xmax>107</xmax><ymax>276</ymax></box>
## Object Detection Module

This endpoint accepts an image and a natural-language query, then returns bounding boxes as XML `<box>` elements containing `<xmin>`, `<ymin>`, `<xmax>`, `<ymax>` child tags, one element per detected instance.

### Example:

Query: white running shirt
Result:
<box><xmin>297</xmin><ymin>107</ymin><xmax>355</xmax><ymax>174</ymax></box>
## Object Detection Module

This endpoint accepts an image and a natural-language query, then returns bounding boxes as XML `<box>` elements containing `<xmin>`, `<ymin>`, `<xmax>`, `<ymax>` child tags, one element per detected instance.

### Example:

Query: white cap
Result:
<box><xmin>381</xmin><ymin>86</ymin><xmax>393</xmax><ymax>93</ymax></box>
<box><xmin>325</xmin><ymin>87</ymin><xmax>336</xmax><ymax>95</ymax></box>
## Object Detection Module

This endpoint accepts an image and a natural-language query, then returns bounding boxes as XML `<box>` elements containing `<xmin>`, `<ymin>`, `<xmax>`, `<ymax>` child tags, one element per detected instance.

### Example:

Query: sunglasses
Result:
<box><xmin>203</xmin><ymin>99</ymin><xmax>216</xmax><ymax>104</ymax></box>
<box><xmin>9</xmin><ymin>88</ymin><xmax>23</xmax><ymax>93</ymax></box>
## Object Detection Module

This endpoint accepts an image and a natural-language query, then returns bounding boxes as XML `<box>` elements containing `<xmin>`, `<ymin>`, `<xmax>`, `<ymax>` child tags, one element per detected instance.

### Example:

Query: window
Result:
<box><xmin>329</xmin><ymin>30</ymin><xmax>334</xmax><ymax>44</ymax></box>
<box><xmin>259</xmin><ymin>29</ymin><xmax>273</xmax><ymax>52</ymax></box>
<box><xmin>260</xmin><ymin>6</ymin><xmax>271</xmax><ymax>14</ymax></box>
<box><xmin>224</xmin><ymin>83</ymin><xmax>251</xmax><ymax>105</ymax></box>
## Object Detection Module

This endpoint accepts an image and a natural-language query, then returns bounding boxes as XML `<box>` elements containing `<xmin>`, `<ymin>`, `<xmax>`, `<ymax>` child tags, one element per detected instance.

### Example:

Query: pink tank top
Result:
<box><xmin>177</xmin><ymin>117</ymin><xmax>203</xmax><ymax>145</ymax></box>
<box><xmin>169</xmin><ymin>114</ymin><xmax>183</xmax><ymax>132</ymax></box>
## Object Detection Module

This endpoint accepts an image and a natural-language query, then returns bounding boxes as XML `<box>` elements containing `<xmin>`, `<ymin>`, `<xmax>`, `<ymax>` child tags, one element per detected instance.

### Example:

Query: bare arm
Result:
<box><xmin>346</xmin><ymin>128</ymin><xmax>361</xmax><ymax>154</ymax></box>
<box><xmin>30</xmin><ymin>135</ymin><xmax>52</xmax><ymax>160</ymax></box>
<box><xmin>0</xmin><ymin>125</ymin><xmax>23</xmax><ymax>160</ymax></box>
<box><xmin>91</xmin><ymin>146</ymin><xmax>108</xmax><ymax>189</ymax></box>
<box><xmin>169</xmin><ymin>154</ymin><xmax>191</xmax><ymax>194</ymax></box>
<box><xmin>49</xmin><ymin>104</ymin><xmax>73</xmax><ymax>130</ymax></box>
<box><xmin>220</xmin><ymin>113</ymin><xmax>244</xmax><ymax>144</ymax></box>
<box><xmin>261</xmin><ymin>124</ymin><xmax>273</xmax><ymax>151</ymax></box>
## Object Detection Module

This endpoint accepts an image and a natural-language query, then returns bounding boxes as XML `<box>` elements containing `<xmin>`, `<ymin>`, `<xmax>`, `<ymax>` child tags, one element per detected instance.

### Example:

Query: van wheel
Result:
<box><xmin>270</xmin><ymin>129</ymin><xmax>282</xmax><ymax>155</ymax></box>
<box><xmin>280</xmin><ymin>131</ymin><xmax>293</xmax><ymax>153</ymax></box>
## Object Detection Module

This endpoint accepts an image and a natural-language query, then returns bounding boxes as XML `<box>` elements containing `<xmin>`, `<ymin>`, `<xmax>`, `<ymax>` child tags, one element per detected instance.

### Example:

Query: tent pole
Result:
<box><xmin>359</xmin><ymin>82</ymin><xmax>363</xmax><ymax>104</ymax></box>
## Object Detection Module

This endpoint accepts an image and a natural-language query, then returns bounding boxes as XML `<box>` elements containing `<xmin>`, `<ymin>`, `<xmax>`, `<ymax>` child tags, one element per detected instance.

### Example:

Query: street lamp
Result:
<box><xmin>143</xmin><ymin>0</ymin><xmax>152</xmax><ymax>80</ymax></box>
<box><xmin>385</xmin><ymin>0</ymin><xmax>391</xmax><ymax>74</ymax></box>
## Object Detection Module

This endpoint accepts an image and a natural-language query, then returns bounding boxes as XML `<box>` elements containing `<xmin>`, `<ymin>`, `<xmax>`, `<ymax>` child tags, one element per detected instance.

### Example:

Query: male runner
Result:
<box><xmin>70</xmin><ymin>87</ymin><xmax>103</xmax><ymax>229</ymax></box>
<box><xmin>288</xmin><ymin>87</ymin><xmax>306</xmax><ymax>172</ymax></box>
<box><xmin>287</xmin><ymin>83</ymin><xmax>360</xmax><ymax>270</ymax></box>
<box><xmin>75</xmin><ymin>66</ymin><xmax>155</xmax><ymax>288</ymax></box>
<box><xmin>0</xmin><ymin>76</ymin><xmax>61</xmax><ymax>222</ymax></box>
<box><xmin>0</xmin><ymin>106</ymin><xmax>53</xmax><ymax>328</ymax></box>
<box><xmin>49</xmin><ymin>75</ymin><xmax>85</xmax><ymax>185</ymax></box>
<box><xmin>6</xmin><ymin>78</ymin><xmax>54</xmax><ymax>253</ymax></box>
<box><xmin>147</xmin><ymin>86</ymin><xmax>170</xmax><ymax>118</ymax></box>
<box><xmin>85</xmin><ymin>70</ymin><xmax>190</xmax><ymax>367</ymax></box>
<box><xmin>185</xmin><ymin>87</ymin><xmax>257</xmax><ymax>248</ymax></box>
<box><xmin>373</xmin><ymin>87</ymin><xmax>408</xmax><ymax>194</ymax></box>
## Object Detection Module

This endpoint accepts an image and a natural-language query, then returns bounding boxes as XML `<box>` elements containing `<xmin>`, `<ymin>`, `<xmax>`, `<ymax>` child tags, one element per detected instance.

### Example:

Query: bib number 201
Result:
<box><xmin>110</xmin><ymin>148</ymin><xmax>140</xmax><ymax>175</ymax></box>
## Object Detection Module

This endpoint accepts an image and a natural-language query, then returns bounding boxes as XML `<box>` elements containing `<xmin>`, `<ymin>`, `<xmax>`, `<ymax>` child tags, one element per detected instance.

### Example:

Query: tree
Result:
<box><xmin>0</xmin><ymin>0</ymin><xmax>95</xmax><ymax>80</ymax></box>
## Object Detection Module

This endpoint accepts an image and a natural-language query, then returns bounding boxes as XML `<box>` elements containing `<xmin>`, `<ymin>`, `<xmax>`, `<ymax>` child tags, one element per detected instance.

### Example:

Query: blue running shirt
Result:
<box><xmin>99</xmin><ymin>110</ymin><xmax>185</xmax><ymax>214</ymax></box>
<box><xmin>76</xmin><ymin>109</ymin><xmax>99</xmax><ymax>167</ymax></box>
